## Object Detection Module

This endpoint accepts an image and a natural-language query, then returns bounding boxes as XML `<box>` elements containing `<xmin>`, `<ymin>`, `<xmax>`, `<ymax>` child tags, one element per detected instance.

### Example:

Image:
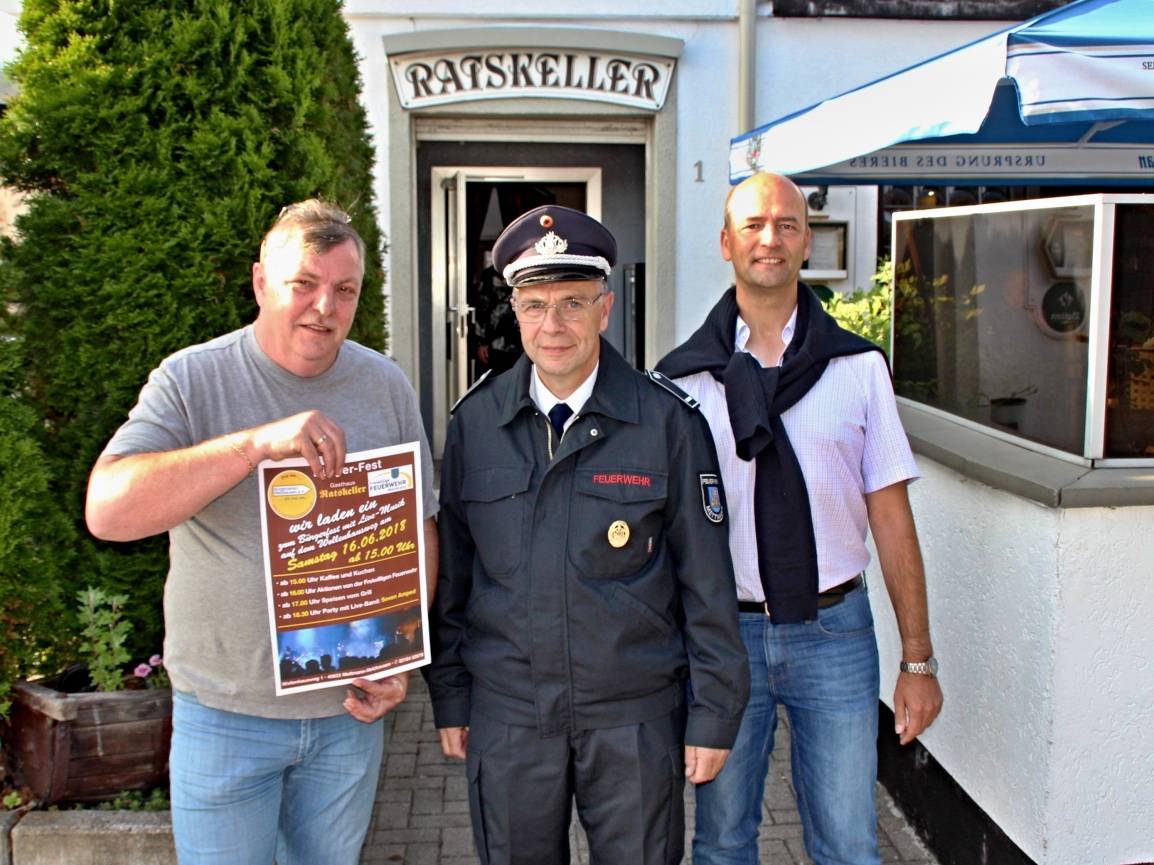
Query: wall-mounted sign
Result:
<box><xmin>389</xmin><ymin>48</ymin><xmax>675</xmax><ymax>111</ymax></box>
<box><xmin>1039</xmin><ymin>281</ymin><xmax>1086</xmax><ymax>337</ymax></box>
<box><xmin>803</xmin><ymin>221</ymin><xmax>848</xmax><ymax>279</ymax></box>
<box><xmin>732</xmin><ymin>141</ymin><xmax>1154</xmax><ymax>184</ymax></box>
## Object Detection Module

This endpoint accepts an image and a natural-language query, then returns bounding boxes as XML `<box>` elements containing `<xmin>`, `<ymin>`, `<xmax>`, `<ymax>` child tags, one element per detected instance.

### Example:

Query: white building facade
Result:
<box><xmin>344</xmin><ymin>1</ymin><xmax>1005</xmax><ymax>446</ymax></box>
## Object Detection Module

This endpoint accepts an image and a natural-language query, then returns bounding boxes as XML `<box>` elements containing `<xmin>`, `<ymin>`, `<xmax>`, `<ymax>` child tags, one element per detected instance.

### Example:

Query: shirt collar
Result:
<box><xmin>734</xmin><ymin>305</ymin><xmax>798</xmax><ymax>368</ymax></box>
<box><xmin>530</xmin><ymin>363</ymin><xmax>599</xmax><ymax>429</ymax></box>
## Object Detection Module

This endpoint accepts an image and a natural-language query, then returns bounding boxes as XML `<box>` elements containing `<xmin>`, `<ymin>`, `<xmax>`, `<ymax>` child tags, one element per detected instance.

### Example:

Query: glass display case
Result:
<box><xmin>891</xmin><ymin>194</ymin><xmax>1154</xmax><ymax>464</ymax></box>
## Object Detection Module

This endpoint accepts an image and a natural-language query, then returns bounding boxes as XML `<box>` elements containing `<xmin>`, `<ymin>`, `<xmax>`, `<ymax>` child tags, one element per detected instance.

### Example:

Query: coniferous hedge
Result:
<box><xmin>0</xmin><ymin>335</ymin><xmax>71</xmax><ymax>715</ymax></box>
<box><xmin>0</xmin><ymin>0</ymin><xmax>387</xmax><ymax>674</ymax></box>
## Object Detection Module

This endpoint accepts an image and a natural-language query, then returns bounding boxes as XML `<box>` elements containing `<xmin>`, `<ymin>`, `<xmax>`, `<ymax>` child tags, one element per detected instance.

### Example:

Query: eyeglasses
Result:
<box><xmin>512</xmin><ymin>293</ymin><xmax>605</xmax><ymax>323</ymax></box>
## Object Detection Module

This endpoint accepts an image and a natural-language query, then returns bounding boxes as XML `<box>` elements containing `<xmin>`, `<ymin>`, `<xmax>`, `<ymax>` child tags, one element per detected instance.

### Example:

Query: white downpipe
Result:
<box><xmin>738</xmin><ymin>0</ymin><xmax>757</xmax><ymax>135</ymax></box>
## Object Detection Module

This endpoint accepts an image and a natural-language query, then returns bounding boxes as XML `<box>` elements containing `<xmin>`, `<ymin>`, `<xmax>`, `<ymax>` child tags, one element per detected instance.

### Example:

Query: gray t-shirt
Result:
<box><xmin>103</xmin><ymin>325</ymin><xmax>438</xmax><ymax>719</ymax></box>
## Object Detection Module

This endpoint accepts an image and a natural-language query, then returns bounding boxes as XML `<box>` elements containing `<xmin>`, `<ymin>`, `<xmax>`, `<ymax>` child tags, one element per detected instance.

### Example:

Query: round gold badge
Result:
<box><xmin>607</xmin><ymin>520</ymin><xmax>630</xmax><ymax>548</ymax></box>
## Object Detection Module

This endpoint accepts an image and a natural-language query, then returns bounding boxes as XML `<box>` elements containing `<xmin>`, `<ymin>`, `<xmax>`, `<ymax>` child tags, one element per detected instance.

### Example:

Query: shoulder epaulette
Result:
<box><xmin>644</xmin><ymin>369</ymin><xmax>699</xmax><ymax>410</ymax></box>
<box><xmin>450</xmin><ymin>370</ymin><xmax>494</xmax><ymax>414</ymax></box>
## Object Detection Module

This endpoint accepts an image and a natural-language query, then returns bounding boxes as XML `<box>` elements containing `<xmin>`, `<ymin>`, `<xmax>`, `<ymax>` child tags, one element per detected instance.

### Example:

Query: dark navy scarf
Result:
<box><xmin>657</xmin><ymin>284</ymin><xmax>881</xmax><ymax>622</ymax></box>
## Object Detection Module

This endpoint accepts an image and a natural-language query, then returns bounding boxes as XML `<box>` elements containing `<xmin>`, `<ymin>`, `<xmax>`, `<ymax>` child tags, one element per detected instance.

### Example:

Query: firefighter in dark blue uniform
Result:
<box><xmin>426</xmin><ymin>205</ymin><xmax>749</xmax><ymax>865</ymax></box>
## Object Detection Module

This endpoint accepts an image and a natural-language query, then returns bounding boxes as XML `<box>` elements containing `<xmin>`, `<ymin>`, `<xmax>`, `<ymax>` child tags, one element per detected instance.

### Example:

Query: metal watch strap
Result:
<box><xmin>900</xmin><ymin>658</ymin><xmax>938</xmax><ymax>677</ymax></box>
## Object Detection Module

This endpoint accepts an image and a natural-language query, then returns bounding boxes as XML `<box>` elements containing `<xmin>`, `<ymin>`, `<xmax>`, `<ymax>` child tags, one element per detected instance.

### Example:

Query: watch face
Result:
<box><xmin>929</xmin><ymin>657</ymin><xmax>939</xmax><ymax>675</ymax></box>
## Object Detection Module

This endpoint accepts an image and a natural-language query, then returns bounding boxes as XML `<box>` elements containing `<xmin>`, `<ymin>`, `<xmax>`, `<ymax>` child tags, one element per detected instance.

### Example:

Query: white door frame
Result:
<box><xmin>428</xmin><ymin>166</ymin><xmax>604</xmax><ymax>455</ymax></box>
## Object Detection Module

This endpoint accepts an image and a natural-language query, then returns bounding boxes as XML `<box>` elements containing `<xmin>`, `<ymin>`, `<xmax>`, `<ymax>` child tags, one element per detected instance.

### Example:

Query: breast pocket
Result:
<box><xmin>567</xmin><ymin>469</ymin><xmax>668</xmax><ymax>578</ymax></box>
<box><xmin>460</xmin><ymin>465</ymin><xmax>532</xmax><ymax>577</ymax></box>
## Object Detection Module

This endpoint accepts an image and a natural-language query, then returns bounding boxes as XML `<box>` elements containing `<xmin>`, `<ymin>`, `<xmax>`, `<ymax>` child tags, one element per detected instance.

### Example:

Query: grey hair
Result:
<box><xmin>261</xmin><ymin>199</ymin><xmax>366</xmax><ymax>266</ymax></box>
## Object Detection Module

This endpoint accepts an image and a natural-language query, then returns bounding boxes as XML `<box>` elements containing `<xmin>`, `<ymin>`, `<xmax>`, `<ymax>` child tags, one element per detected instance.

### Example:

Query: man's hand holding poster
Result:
<box><xmin>258</xmin><ymin>442</ymin><xmax>428</xmax><ymax>695</ymax></box>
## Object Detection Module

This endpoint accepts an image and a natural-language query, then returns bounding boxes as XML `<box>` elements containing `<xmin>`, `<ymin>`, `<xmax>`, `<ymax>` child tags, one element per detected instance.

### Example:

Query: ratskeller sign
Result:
<box><xmin>389</xmin><ymin>48</ymin><xmax>675</xmax><ymax>110</ymax></box>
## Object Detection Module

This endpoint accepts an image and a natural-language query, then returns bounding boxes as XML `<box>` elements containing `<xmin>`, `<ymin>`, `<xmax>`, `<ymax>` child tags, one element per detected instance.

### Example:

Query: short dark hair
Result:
<box><xmin>261</xmin><ymin>199</ymin><xmax>366</xmax><ymax>266</ymax></box>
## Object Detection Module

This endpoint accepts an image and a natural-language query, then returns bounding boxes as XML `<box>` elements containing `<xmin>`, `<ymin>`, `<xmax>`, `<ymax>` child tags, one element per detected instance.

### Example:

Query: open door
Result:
<box><xmin>429</xmin><ymin>166</ymin><xmax>603</xmax><ymax>455</ymax></box>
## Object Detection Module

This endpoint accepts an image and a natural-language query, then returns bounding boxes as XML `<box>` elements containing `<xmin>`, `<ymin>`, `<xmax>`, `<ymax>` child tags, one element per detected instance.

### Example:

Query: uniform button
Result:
<box><xmin>590</xmin><ymin>429</ymin><xmax>599</xmax><ymax>437</ymax></box>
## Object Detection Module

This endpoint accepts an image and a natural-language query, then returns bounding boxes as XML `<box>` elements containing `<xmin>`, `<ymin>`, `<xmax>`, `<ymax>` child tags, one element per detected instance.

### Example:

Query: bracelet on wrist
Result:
<box><xmin>229</xmin><ymin>441</ymin><xmax>255</xmax><ymax>477</ymax></box>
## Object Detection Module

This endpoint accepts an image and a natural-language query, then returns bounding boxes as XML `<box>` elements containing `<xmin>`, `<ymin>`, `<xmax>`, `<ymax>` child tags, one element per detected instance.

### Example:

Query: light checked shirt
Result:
<box><xmin>675</xmin><ymin>310</ymin><xmax>919</xmax><ymax>601</ymax></box>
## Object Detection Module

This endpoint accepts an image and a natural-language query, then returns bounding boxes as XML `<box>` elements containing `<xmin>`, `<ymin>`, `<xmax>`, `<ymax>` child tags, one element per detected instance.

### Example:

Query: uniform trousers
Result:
<box><xmin>465</xmin><ymin>705</ymin><xmax>687</xmax><ymax>865</ymax></box>
<box><xmin>692</xmin><ymin>585</ymin><xmax>881</xmax><ymax>865</ymax></box>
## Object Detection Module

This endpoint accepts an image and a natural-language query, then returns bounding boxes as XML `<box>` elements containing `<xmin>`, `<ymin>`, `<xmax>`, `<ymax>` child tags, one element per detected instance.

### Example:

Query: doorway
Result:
<box><xmin>465</xmin><ymin>180</ymin><xmax>590</xmax><ymax>382</ymax></box>
<box><xmin>419</xmin><ymin>142</ymin><xmax>646</xmax><ymax>456</ymax></box>
<box><xmin>429</xmin><ymin>167</ymin><xmax>602</xmax><ymax>452</ymax></box>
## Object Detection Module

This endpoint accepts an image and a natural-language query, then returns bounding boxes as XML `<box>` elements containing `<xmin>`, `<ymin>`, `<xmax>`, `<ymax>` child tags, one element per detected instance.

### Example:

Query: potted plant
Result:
<box><xmin>5</xmin><ymin>588</ymin><xmax>171</xmax><ymax>806</ymax></box>
<box><xmin>988</xmin><ymin>385</ymin><xmax>1038</xmax><ymax>430</ymax></box>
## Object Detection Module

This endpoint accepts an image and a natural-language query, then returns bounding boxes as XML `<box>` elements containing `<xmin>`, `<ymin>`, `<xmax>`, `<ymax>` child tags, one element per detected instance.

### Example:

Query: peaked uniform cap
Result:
<box><xmin>493</xmin><ymin>205</ymin><xmax>617</xmax><ymax>287</ymax></box>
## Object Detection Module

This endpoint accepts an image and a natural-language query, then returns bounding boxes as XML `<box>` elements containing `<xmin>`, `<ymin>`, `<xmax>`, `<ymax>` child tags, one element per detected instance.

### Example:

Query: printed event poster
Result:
<box><xmin>258</xmin><ymin>442</ymin><xmax>428</xmax><ymax>695</ymax></box>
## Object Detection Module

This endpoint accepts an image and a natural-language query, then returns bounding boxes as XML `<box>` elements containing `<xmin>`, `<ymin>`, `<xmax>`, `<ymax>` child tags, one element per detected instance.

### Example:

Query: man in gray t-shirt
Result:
<box><xmin>87</xmin><ymin>200</ymin><xmax>438</xmax><ymax>865</ymax></box>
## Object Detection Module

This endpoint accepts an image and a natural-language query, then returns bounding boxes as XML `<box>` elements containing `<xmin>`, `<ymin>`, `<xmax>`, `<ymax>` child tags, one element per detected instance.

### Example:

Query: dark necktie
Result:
<box><xmin>548</xmin><ymin>402</ymin><xmax>573</xmax><ymax>439</ymax></box>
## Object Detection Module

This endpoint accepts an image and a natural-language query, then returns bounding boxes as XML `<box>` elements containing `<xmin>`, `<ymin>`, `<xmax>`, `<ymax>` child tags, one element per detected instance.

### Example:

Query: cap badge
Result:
<box><xmin>539</xmin><ymin>213</ymin><xmax>555</xmax><ymax>228</ymax></box>
<box><xmin>535</xmin><ymin>231</ymin><xmax>568</xmax><ymax>257</ymax></box>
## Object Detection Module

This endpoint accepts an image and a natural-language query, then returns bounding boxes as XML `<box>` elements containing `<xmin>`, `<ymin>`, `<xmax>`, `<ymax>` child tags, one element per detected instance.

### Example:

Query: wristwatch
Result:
<box><xmin>900</xmin><ymin>657</ymin><xmax>939</xmax><ymax>678</ymax></box>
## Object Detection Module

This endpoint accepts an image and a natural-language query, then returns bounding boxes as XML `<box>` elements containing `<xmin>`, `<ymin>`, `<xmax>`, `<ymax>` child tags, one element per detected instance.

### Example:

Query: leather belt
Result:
<box><xmin>737</xmin><ymin>575</ymin><xmax>863</xmax><ymax>617</ymax></box>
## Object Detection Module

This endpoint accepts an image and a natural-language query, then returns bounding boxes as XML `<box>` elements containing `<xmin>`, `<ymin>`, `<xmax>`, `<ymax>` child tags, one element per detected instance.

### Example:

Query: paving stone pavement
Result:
<box><xmin>360</xmin><ymin>675</ymin><xmax>939</xmax><ymax>865</ymax></box>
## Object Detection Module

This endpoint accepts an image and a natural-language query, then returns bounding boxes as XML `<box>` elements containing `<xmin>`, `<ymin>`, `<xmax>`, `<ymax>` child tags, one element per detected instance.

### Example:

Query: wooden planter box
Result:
<box><xmin>7</xmin><ymin>680</ymin><xmax>172</xmax><ymax>805</ymax></box>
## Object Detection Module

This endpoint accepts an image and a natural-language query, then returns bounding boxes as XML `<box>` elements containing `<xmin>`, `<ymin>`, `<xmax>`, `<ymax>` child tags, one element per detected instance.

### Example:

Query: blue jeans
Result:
<box><xmin>170</xmin><ymin>692</ymin><xmax>384</xmax><ymax>865</ymax></box>
<box><xmin>693</xmin><ymin>585</ymin><xmax>881</xmax><ymax>865</ymax></box>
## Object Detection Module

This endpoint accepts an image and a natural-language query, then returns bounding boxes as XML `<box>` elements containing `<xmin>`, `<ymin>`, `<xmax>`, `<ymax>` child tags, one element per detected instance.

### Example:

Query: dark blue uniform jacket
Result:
<box><xmin>427</xmin><ymin>339</ymin><xmax>750</xmax><ymax>748</ymax></box>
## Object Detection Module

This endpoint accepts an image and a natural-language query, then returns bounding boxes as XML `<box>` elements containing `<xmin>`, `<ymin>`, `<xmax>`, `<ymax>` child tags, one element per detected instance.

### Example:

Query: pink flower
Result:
<box><xmin>134</xmin><ymin>663</ymin><xmax>152</xmax><ymax>678</ymax></box>
<box><xmin>149</xmin><ymin>654</ymin><xmax>163</xmax><ymax>668</ymax></box>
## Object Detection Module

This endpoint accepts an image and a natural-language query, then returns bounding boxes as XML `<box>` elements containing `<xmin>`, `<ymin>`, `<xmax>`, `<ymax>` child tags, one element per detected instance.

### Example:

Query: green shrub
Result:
<box><xmin>0</xmin><ymin>336</ymin><xmax>72</xmax><ymax>716</ymax></box>
<box><xmin>823</xmin><ymin>257</ymin><xmax>893</xmax><ymax>355</ymax></box>
<box><xmin>0</xmin><ymin>0</ymin><xmax>387</xmax><ymax>661</ymax></box>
